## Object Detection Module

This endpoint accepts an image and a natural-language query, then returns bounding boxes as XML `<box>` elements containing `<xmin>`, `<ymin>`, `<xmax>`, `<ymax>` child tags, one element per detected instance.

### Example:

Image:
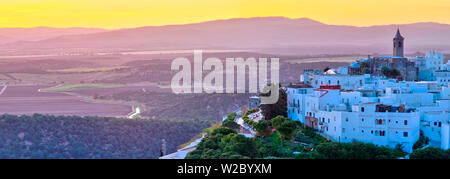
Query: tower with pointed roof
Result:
<box><xmin>393</xmin><ymin>28</ymin><xmax>404</xmax><ymax>57</ymax></box>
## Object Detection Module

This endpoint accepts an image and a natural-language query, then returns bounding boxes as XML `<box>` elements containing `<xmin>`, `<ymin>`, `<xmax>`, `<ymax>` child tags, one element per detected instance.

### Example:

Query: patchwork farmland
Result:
<box><xmin>0</xmin><ymin>85</ymin><xmax>132</xmax><ymax>117</ymax></box>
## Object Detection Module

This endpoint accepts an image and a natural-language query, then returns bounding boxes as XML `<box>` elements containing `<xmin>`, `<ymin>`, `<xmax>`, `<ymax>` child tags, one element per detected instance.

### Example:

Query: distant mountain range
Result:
<box><xmin>1</xmin><ymin>17</ymin><xmax>450</xmax><ymax>55</ymax></box>
<box><xmin>0</xmin><ymin>27</ymin><xmax>108</xmax><ymax>42</ymax></box>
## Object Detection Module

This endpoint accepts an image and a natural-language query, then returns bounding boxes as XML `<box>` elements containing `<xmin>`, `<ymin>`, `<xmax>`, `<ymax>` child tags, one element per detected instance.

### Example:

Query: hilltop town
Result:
<box><xmin>288</xmin><ymin>29</ymin><xmax>449</xmax><ymax>153</ymax></box>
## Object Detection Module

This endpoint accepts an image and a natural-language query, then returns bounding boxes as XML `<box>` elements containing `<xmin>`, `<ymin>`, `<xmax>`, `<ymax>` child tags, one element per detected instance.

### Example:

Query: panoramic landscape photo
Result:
<box><xmin>0</xmin><ymin>0</ymin><xmax>449</xmax><ymax>160</ymax></box>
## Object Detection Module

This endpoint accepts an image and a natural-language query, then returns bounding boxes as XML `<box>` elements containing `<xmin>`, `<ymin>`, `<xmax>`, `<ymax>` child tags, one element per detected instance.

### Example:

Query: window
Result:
<box><xmin>376</xmin><ymin>119</ymin><xmax>385</xmax><ymax>125</ymax></box>
<box><xmin>361</xmin><ymin>107</ymin><xmax>365</xmax><ymax>112</ymax></box>
<box><xmin>403</xmin><ymin>132</ymin><xmax>408</xmax><ymax>137</ymax></box>
<box><xmin>346</xmin><ymin>118</ymin><xmax>349</xmax><ymax>122</ymax></box>
<box><xmin>361</xmin><ymin>118</ymin><xmax>364</xmax><ymax>122</ymax></box>
<box><xmin>439</xmin><ymin>122</ymin><xmax>442</xmax><ymax>127</ymax></box>
<box><xmin>342</xmin><ymin>128</ymin><xmax>346</xmax><ymax>133</ymax></box>
<box><xmin>404</xmin><ymin>120</ymin><xmax>408</xmax><ymax>126</ymax></box>
<box><xmin>381</xmin><ymin>131</ymin><xmax>385</xmax><ymax>136</ymax></box>
<box><xmin>362</xmin><ymin>130</ymin><xmax>364</xmax><ymax>133</ymax></box>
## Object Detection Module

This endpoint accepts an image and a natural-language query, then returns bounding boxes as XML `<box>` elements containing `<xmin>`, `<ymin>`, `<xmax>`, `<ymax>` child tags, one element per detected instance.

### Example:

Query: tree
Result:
<box><xmin>410</xmin><ymin>147</ymin><xmax>450</xmax><ymax>159</ymax></box>
<box><xmin>271</xmin><ymin>116</ymin><xmax>297</xmax><ymax>149</ymax></box>
<box><xmin>390</xmin><ymin>68</ymin><xmax>401</xmax><ymax>78</ymax></box>
<box><xmin>360</xmin><ymin>62</ymin><xmax>369</xmax><ymax>69</ymax></box>
<box><xmin>222</xmin><ymin>120</ymin><xmax>240</xmax><ymax>131</ymax></box>
<box><xmin>210</xmin><ymin>127</ymin><xmax>236</xmax><ymax>136</ymax></box>
<box><xmin>222</xmin><ymin>113</ymin><xmax>240</xmax><ymax>131</ymax></box>
<box><xmin>260</xmin><ymin>86</ymin><xmax>287</xmax><ymax>121</ymax></box>
<box><xmin>360</xmin><ymin>62</ymin><xmax>370</xmax><ymax>74</ymax></box>
<box><xmin>219</xmin><ymin>151</ymin><xmax>250</xmax><ymax>159</ymax></box>
<box><xmin>271</xmin><ymin>116</ymin><xmax>288</xmax><ymax>129</ymax></box>
<box><xmin>221</xmin><ymin>133</ymin><xmax>258</xmax><ymax>158</ymax></box>
<box><xmin>187</xmin><ymin>127</ymin><xmax>257</xmax><ymax>159</ymax></box>
<box><xmin>310</xmin><ymin>142</ymin><xmax>397</xmax><ymax>159</ymax></box>
<box><xmin>413</xmin><ymin>136</ymin><xmax>430</xmax><ymax>150</ymax></box>
<box><xmin>226</xmin><ymin>113</ymin><xmax>237</xmax><ymax>121</ymax></box>
<box><xmin>381</xmin><ymin>66</ymin><xmax>401</xmax><ymax>78</ymax></box>
<box><xmin>276</xmin><ymin>120</ymin><xmax>297</xmax><ymax>141</ymax></box>
<box><xmin>254</xmin><ymin>120</ymin><xmax>272</xmax><ymax>137</ymax></box>
<box><xmin>381</xmin><ymin>66</ymin><xmax>390</xmax><ymax>77</ymax></box>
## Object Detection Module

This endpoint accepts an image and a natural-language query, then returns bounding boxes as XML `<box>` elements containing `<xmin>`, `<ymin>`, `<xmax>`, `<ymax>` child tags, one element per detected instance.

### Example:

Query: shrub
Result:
<box><xmin>410</xmin><ymin>147</ymin><xmax>450</xmax><ymax>159</ymax></box>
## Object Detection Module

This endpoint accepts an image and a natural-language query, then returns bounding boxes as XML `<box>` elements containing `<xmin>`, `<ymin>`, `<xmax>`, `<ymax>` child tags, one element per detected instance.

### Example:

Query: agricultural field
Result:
<box><xmin>0</xmin><ymin>85</ymin><xmax>132</xmax><ymax>117</ymax></box>
<box><xmin>41</xmin><ymin>83</ymin><xmax>124</xmax><ymax>92</ymax></box>
<box><xmin>0</xmin><ymin>51</ymin><xmax>356</xmax><ymax>157</ymax></box>
<box><xmin>0</xmin><ymin>52</ymin><xmax>354</xmax><ymax>121</ymax></box>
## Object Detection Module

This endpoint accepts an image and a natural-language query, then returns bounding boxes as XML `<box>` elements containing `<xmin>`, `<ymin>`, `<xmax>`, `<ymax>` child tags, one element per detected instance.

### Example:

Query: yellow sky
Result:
<box><xmin>1</xmin><ymin>0</ymin><xmax>449</xmax><ymax>29</ymax></box>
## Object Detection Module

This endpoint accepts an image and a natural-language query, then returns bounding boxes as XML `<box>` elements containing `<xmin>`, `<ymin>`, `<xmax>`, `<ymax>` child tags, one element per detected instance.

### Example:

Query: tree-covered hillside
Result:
<box><xmin>0</xmin><ymin>114</ymin><xmax>211</xmax><ymax>159</ymax></box>
<box><xmin>187</xmin><ymin>114</ymin><xmax>407</xmax><ymax>159</ymax></box>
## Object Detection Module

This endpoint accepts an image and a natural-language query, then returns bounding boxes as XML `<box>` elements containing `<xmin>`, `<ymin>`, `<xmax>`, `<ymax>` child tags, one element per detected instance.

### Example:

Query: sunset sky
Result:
<box><xmin>1</xmin><ymin>0</ymin><xmax>449</xmax><ymax>29</ymax></box>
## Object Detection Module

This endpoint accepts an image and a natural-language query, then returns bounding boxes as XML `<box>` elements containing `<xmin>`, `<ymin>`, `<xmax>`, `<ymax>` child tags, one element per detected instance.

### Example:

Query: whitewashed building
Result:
<box><xmin>411</xmin><ymin>51</ymin><xmax>445</xmax><ymax>81</ymax></box>
<box><xmin>436</xmin><ymin>70</ymin><xmax>450</xmax><ymax>87</ymax></box>
<box><xmin>288</xmin><ymin>71</ymin><xmax>450</xmax><ymax>152</ymax></box>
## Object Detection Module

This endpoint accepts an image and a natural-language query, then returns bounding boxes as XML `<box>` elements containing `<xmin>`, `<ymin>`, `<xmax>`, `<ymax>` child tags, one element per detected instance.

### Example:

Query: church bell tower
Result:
<box><xmin>393</xmin><ymin>28</ymin><xmax>404</xmax><ymax>57</ymax></box>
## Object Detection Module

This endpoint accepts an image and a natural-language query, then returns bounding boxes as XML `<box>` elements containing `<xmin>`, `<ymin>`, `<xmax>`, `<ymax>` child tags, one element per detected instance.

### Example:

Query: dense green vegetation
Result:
<box><xmin>410</xmin><ymin>147</ymin><xmax>450</xmax><ymax>159</ymax></box>
<box><xmin>381</xmin><ymin>66</ymin><xmax>401</xmax><ymax>78</ymax></box>
<box><xmin>221</xmin><ymin>112</ymin><xmax>240</xmax><ymax>132</ymax></box>
<box><xmin>413</xmin><ymin>136</ymin><xmax>430</xmax><ymax>150</ymax></box>
<box><xmin>242</xmin><ymin>108</ymin><xmax>260</xmax><ymax>127</ymax></box>
<box><xmin>306</xmin><ymin>142</ymin><xmax>405</xmax><ymax>159</ymax></box>
<box><xmin>188</xmin><ymin>115</ymin><xmax>406</xmax><ymax>159</ymax></box>
<box><xmin>0</xmin><ymin>114</ymin><xmax>211</xmax><ymax>159</ymax></box>
<box><xmin>185</xmin><ymin>127</ymin><xmax>257</xmax><ymax>159</ymax></box>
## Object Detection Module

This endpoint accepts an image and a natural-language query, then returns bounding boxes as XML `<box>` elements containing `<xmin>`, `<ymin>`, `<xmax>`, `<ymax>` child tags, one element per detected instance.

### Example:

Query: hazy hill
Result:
<box><xmin>0</xmin><ymin>35</ymin><xmax>18</xmax><ymax>45</ymax></box>
<box><xmin>0</xmin><ymin>27</ymin><xmax>108</xmax><ymax>42</ymax></box>
<box><xmin>3</xmin><ymin>17</ymin><xmax>450</xmax><ymax>55</ymax></box>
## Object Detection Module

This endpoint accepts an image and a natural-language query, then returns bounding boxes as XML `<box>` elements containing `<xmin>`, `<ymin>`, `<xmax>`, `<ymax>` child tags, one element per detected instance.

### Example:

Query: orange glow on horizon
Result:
<box><xmin>1</xmin><ymin>0</ymin><xmax>449</xmax><ymax>29</ymax></box>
